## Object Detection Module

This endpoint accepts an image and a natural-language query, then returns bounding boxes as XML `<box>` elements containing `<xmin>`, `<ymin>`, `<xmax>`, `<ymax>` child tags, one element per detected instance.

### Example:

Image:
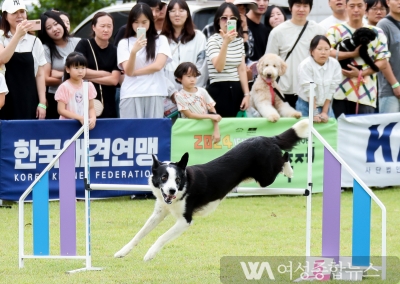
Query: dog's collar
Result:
<box><xmin>262</xmin><ymin>79</ymin><xmax>276</xmax><ymax>106</ymax></box>
<box><xmin>261</xmin><ymin>77</ymin><xmax>287</xmax><ymax>103</ymax></box>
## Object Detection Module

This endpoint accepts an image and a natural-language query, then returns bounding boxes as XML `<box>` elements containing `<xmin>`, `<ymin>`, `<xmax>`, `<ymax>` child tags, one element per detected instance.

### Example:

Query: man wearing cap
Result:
<box><xmin>0</xmin><ymin>0</ymin><xmax>47</xmax><ymax>120</ymax></box>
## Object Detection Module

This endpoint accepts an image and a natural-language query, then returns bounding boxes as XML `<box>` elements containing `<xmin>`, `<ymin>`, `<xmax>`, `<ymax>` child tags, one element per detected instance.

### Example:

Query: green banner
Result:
<box><xmin>171</xmin><ymin>118</ymin><xmax>337</xmax><ymax>193</ymax></box>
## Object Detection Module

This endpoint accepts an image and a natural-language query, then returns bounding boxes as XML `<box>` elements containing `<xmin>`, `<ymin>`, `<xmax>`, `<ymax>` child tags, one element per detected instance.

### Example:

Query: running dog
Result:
<box><xmin>114</xmin><ymin>120</ymin><xmax>309</xmax><ymax>261</ymax></box>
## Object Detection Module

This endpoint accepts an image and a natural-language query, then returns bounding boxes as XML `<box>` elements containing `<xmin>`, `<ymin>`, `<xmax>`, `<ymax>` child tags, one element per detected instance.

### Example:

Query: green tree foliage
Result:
<box><xmin>30</xmin><ymin>0</ymin><xmax>116</xmax><ymax>29</ymax></box>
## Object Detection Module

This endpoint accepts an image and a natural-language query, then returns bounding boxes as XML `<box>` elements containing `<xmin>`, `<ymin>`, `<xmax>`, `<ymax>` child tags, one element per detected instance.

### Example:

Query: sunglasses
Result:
<box><xmin>219</xmin><ymin>16</ymin><xmax>238</xmax><ymax>22</ymax></box>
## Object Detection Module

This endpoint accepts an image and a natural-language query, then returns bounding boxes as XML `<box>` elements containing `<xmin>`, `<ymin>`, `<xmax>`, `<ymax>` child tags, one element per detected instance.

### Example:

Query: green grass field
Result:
<box><xmin>1</xmin><ymin>188</ymin><xmax>399</xmax><ymax>283</ymax></box>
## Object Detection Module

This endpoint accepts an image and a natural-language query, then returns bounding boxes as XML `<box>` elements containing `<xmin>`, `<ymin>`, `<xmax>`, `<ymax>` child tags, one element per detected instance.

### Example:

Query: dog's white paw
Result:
<box><xmin>143</xmin><ymin>247</ymin><xmax>159</xmax><ymax>261</ymax></box>
<box><xmin>282</xmin><ymin>162</ymin><xmax>293</xmax><ymax>178</ymax></box>
<box><xmin>114</xmin><ymin>245</ymin><xmax>133</xmax><ymax>258</ymax></box>
<box><xmin>292</xmin><ymin>111</ymin><xmax>302</xmax><ymax>119</ymax></box>
<box><xmin>267</xmin><ymin>113</ymin><xmax>280</xmax><ymax>122</ymax></box>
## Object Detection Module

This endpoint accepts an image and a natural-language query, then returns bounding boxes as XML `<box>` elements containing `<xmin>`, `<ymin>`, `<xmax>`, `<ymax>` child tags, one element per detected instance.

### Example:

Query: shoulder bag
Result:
<box><xmin>385</xmin><ymin>15</ymin><xmax>400</xmax><ymax>31</ymax></box>
<box><xmin>276</xmin><ymin>21</ymin><xmax>309</xmax><ymax>83</ymax></box>
<box><xmin>87</xmin><ymin>39</ymin><xmax>104</xmax><ymax>117</ymax></box>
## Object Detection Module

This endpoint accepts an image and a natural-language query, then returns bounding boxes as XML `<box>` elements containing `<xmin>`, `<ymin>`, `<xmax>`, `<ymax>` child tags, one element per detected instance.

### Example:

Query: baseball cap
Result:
<box><xmin>233</xmin><ymin>0</ymin><xmax>258</xmax><ymax>10</ymax></box>
<box><xmin>2</xmin><ymin>0</ymin><xmax>27</xmax><ymax>14</ymax></box>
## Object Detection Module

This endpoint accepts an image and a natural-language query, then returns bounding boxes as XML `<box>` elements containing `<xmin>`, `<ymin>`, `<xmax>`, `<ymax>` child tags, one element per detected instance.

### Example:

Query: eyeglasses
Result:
<box><xmin>168</xmin><ymin>9</ymin><xmax>187</xmax><ymax>14</ymax></box>
<box><xmin>369</xmin><ymin>7</ymin><xmax>387</xmax><ymax>12</ymax></box>
<box><xmin>219</xmin><ymin>16</ymin><xmax>238</xmax><ymax>22</ymax></box>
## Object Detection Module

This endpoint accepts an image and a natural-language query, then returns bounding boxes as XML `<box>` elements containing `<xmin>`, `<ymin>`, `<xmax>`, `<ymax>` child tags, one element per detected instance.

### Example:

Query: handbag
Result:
<box><xmin>236</xmin><ymin>110</ymin><xmax>247</xmax><ymax>118</ymax></box>
<box><xmin>276</xmin><ymin>21</ymin><xmax>309</xmax><ymax>83</ymax></box>
<box><xmin>87</xmin><ymin>39</ymin><xmax>104</xmax><ymax>117</ymax></box>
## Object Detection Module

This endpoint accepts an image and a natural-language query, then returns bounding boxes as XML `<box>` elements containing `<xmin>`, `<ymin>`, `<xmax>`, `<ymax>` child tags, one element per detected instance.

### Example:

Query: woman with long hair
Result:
<box><xmin>161</xmin><ymin>0</ymin><xmax>208</xmax><ymax>98</ymax></box>
<box><xmin>206</xmin><ymin>2</ymin><xmax>250</xmax><ymax>117</ymax></box>
<box><xmin>117</xmin><ymin>4</ymin><xmax>172</xmax><ymax>118</ymax></box>
<box><xmin>38</xmin><ymin>10</ymin><xmax>80</xmax><ymax>119</ymax></box>
<box><xmin>75</xmin><ymin>12</ymin><xmax>120</xmax><ymax>118</ymax></box>
<box><xmin>0</xmin><ymin>0</ymin><xmax>47</xmax><ymax>120</ymax></box>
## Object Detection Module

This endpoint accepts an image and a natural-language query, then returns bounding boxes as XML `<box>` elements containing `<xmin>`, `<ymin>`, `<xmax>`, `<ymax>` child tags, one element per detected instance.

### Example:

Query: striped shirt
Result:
<box><xmin>326</xmin><ymin>23</ymin><xmax>390</xmax><ymax>107</ymax></box>
<box><xmin>175</xmin><ymin>87</ymin><xmax>215</xmax><ymax>118</ymax></box>
<box><xmin>206</xmin><ymin>33</ymin><xmax>245</xmax><ymax>84</ymax></box>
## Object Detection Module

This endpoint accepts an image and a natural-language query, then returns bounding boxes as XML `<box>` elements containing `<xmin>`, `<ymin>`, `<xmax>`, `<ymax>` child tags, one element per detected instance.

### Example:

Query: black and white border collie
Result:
<box><xmin>114</xmin><ymin>120</ymin><xmax>309</xmax><ymax>261</ymax></box>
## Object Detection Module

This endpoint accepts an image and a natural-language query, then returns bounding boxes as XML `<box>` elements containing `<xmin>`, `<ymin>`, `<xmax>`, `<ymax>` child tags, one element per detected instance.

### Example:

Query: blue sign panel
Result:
<box><xmin>0</xmin><ymin>119</ymin><xmax>171</xmax><ymax>201</ymax></box>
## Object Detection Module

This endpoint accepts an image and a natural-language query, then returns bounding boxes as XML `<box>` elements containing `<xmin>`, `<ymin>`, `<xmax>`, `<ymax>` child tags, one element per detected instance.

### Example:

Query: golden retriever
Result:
<box><xmin>250</xmin><ymin>54</ymin><xmax>301</xmax><ymax>122</ymax></box>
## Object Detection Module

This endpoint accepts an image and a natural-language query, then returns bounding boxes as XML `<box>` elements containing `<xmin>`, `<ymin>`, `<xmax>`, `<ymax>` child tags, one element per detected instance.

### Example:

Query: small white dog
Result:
<box><xmin>250</xmin><ymin>53</ymin><xmax>302</xmax><ymax>122</ymax></box>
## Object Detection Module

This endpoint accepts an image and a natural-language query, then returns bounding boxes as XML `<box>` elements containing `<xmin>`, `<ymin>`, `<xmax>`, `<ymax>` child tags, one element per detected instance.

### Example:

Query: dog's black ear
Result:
<box><xmin>152</xmin><ymin>154</ymin><xmax>160</xmax><ymax>170</ymax></box>
<box><xmin>177</xmin><ymin>152</ymin><xmax>189</xmax><ymax>170</ymax></box>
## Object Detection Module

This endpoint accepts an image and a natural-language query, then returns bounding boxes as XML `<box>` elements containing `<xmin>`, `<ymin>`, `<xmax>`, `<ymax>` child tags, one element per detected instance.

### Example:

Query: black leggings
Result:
<box><xmin>207</xmin><ymin>81</ymin><xmax>244</xmax><ymax>117</ymax></box>
<box><xmin>284</xmin><ymin>94</ymin><xmax>298</xmax><ymax>109</ymax></box>
<box><xmin>45</xmin><ymin>92</ymin><xmax>59</xmax><ymax>119</ymax></box>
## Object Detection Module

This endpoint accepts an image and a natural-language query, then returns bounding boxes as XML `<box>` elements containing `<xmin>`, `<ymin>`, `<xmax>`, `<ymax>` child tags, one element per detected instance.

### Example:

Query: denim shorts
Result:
<box><xmin>295</xmin><ymin>97</ymin><xmax>335</xmax><ymax>117</ymax></box>
<box><xmin>379</xmin><ymin>96</ymin><xmax>400</xmax><ymax>113</ymax></box>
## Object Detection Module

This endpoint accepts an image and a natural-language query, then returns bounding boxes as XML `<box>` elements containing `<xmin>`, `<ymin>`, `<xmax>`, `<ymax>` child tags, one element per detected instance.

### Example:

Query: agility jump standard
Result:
<box><xmin>18</xmin><ymin>82</ymin><xmax>102</xmax><ymax>273</ymax></box>
<box><xmin>307</xmin><ymin>83</ymin><xmax>386</xmax><ymax>280</ymax></box>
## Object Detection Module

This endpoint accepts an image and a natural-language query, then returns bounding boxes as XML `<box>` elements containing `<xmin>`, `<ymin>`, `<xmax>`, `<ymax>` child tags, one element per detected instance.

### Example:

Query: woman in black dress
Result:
<box><xmin>0</xmin><ymin>0</ymin><xmax>47</xmax><ymax>120</ymax></box>
<box><xmin>74</xmin><ymin>12</ymin><xmax>120</xmax><ymax>118</ymax></box>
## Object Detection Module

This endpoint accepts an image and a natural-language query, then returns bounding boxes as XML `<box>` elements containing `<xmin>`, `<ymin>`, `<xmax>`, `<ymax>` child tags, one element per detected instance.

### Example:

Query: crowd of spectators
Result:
<box><xmin>0</xmin><ymin>0</ymin><xmax>399</xmax><ymax>128</ymax></box>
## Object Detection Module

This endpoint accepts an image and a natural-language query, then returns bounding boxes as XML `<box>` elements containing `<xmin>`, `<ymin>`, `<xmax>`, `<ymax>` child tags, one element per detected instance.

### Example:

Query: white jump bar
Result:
<box><xmin>235</xmin><ymin>187</ymin><xmax>308</xmax><ymax>195</ymax></box>
<box><xmin>90</xmin><ymin>184</ymin><xmax>152</xmax><ymax>191</ymax></box>
<box><xmin>89</xmin><ymin>183</ymin><xmax>308</xmax><ymax>195</ymax></box>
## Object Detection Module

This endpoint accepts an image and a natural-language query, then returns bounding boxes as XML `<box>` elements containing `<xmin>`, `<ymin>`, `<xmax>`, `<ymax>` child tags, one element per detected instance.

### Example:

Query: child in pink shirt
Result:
<box><xmin>55</xmin><ymin>52</ymin><xmax>97</xmax><ymax>129</ymax></box>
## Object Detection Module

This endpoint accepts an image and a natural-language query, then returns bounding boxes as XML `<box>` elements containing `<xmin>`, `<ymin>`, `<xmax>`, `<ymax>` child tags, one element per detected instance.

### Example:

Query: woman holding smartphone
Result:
<box><xmin>117</xmin><ymin>4</ymin><xmax>172</xmax><ymax>118</ymax></box>
<box><xmin>206</xmin><ymin>2</ymin><xmax>249</xmax><ymax>117</ymax></box>
<box><xmin>0</xmin><ymin>0</ymin><xmax>47</xmax><ymax>120</ymax></box>
<box><xmin>161</xmin><ymin>0</ymin><xmax>208</xmax><ymax>98</ymax></box>
<box><xmin>38</xmin><ymin>10</ymin><xmax>80</xmax><ymax>119</ymax></box>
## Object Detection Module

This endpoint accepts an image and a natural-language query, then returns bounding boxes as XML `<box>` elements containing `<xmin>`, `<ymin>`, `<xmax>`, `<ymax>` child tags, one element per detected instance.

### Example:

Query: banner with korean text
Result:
<box><xmin>0</xmin><ymin>119</ymin><xmax>171</xmax><ymax>201</ymax></box>
<box><xmin>171</xmin><ymin>118</ymin><xmax>337</xmax><ymax>193</ymax></box>
<box><xmin>338</xmin><ymin>113</ymin><xmax>400</xmax><ymax>187</ymax></box>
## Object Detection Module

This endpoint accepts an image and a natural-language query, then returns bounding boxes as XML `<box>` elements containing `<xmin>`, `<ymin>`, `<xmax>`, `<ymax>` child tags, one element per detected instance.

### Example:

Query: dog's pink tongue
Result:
<box><xmin>266</xmin><ymin>77</ymin><xmax>273</xmax><ymax>84</ymax></box>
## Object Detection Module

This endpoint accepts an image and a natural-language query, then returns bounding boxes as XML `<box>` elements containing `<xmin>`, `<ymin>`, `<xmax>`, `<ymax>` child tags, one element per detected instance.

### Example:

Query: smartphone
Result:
<box><xmin>27</xmin><ymin>20</ymin><xmax>41</xmax><ymax>31</ymax></box>
<box><xmin>136</xmin><ymin>27</ymin><xmax>146</xmax><ymax>40</ymax></box>
<box><xmin>227</xmin><ymin>19</ymin><xmax>236</xmax><ymax>33</ymax></box>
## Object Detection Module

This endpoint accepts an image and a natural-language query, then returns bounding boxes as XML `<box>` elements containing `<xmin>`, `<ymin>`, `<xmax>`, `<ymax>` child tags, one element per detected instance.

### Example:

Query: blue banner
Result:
<box><xmin>0</xmin><ymin>119</ymin><xmax>171</xmax><ymax>201</ymax></box>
